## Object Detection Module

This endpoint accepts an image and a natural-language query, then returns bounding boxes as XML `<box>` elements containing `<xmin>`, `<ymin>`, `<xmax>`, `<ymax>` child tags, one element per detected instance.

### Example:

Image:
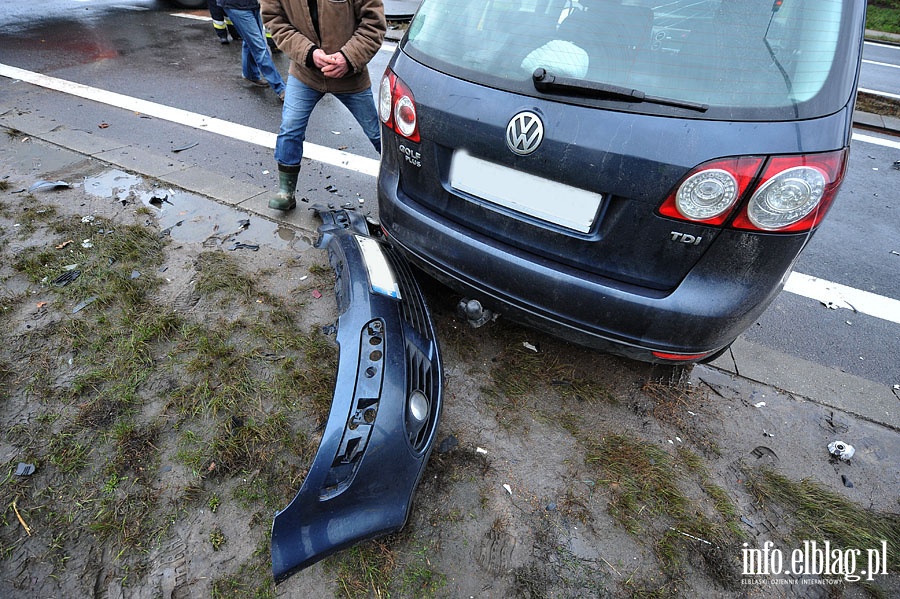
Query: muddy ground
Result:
<box><xmin>1</xmin><ymin>132</ymin><xmax>898</xmax><ymax>599</ymax></box>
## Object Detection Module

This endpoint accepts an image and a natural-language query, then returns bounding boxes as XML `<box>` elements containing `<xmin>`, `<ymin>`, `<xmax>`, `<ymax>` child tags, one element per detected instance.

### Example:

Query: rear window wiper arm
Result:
<box><xmin>532</xmin><ymin>68</ymin><xmax>708</xmax><ymax>113</ymax></box>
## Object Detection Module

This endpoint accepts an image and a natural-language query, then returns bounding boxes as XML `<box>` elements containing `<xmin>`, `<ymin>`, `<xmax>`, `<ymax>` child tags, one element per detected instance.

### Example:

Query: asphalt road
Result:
<box><xmin>1</xmin><ymin>1</ymin><xmax>898</xmax><ymax>394</ymax></box>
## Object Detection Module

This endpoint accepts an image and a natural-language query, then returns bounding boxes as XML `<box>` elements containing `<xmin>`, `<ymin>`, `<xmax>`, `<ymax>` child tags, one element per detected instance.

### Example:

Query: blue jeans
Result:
<box><xmin>222</xmin><ymin>8</ymin><xmax>285</xmax><ymax>95</ymax></box>
<box><xmin>275</xmin><ymin>75</ymin><xmax>381</xmax><ymax>167</ymax></box>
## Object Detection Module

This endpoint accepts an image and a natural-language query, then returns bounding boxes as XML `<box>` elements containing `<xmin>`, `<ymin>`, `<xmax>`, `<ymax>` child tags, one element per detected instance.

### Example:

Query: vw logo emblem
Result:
<box><xmin>506</xmin><ymin>111</ymin><xmax>543</xmax><ymax>156</ymax></box>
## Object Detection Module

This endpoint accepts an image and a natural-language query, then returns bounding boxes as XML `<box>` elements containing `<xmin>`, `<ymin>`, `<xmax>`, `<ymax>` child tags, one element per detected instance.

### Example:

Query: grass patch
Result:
<box><xmin>211</xmin><ymin>541</ymin><xmax>275</xmax><ymax>599</ymax></box>
<box><xmin>485</xmin><ymin>334</ymin><xmax>617</xmax><ymax>425</ymax></box>
<box><xmin>587</xmin><ymin>434</ymin><xmax>742</xmax><ymax>592</ymax></box>
<box><xmin>329</xmin><ymin>539</ymin><xmax>398</xmax><ymax>599</ymax></box>
<box><xmin>867</xmin><ymin>1</ymin><xmax>900</xmax><ymax>34</ymax></box>
<box><xmin>747</xmin><ymin>467</ymin><xmax>900</xmax><ymax>572</ymax></box>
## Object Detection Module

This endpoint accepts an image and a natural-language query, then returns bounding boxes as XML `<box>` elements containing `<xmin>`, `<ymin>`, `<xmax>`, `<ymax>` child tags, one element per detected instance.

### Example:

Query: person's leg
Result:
<box><xmin>207</xmin><ymin>0</ymin><xmax>229</xmax><ymax>44</ymax></box>
<box><xmin>225</xmin><ymin>9</ymin><xmax>286</xmax><ymax>96</ymax></box>
<box><xmin>335</xmin><ymin>88</ymin><xmax>382</xmax><ymax>154</ymax></box>
<box><xmin>222</xmin><ymin>8</ymin><xmax>263</xmax><ymax>82</ymax></box>
<box><xmin>271</xmin><ymin>77</ymin><xmax>323</xmax><ymax>210</ymax></box>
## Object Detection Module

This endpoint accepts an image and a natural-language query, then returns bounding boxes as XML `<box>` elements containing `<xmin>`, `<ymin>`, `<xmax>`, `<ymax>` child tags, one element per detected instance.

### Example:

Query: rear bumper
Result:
<box><xmin>378</xmin><ymin>170</ymin><xmax>808</xmax><ymax>362</ymax></box>
<box><xmin>271</xmin><ymin>210</ymin><xmax>442</xmax><ymax>583</ymax></box>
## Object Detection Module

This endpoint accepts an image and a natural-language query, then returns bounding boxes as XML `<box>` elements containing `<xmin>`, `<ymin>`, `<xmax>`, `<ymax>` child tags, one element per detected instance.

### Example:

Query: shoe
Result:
<box><xmin>277</xmin><ymin>90</ymin><xmax>285</xmax><ymax>102</ymax></box>
<box><xmin>244</xmin><ymin>77</ymin><xmax>268</xmax><ymax>88</ymax></box>
<box><xmin>226</xmin><ymin>23</ymin><xmax>241</xmax><ymax>41</ymax></box>
<box><xmin>269</xmin><ymin>166</ymin><xmax>299</xmax><ymax>211</ymax></box>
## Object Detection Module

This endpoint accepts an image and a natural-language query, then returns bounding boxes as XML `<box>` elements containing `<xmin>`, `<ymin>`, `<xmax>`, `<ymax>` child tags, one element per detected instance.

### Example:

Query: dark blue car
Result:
<box><xmin>376</xmin><ymin>0</ymin><xmax>866</xmax><ymax>363</ymax></box>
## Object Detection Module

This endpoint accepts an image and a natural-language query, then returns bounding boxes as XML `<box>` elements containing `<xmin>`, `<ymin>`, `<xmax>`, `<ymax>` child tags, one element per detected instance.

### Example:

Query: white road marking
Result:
<box><xmin>851</xmin><ymin>131</ymin><xmax>900</xmax><ymax>150</ymax></box>
<box><xmin>862</xmin><ymin>59</ymin><xmax>900</xmax><ymax>70</ymax></box>
<box><xmin>785</xmin><ymin>273</ymin><xmax>900</xmax><ymax>325</ymax></box>
<box><xmin>859</xmin><ymin>86</ymin><xmax>900</xmax><ymax>101</ymax></box>
<box><xmin>1</xmin><ymin>62</ymin><xmax>898</xmax><ymax>323</ymax></box>
<box><xmin>169</xmin><ymin>13</ymin><xmax>211</xmax><ymax>22</ymax></box>
<box><xmin>0</xmin><ymin>63</ymin><xmax>379</xmax><ymax>177</ymax></box>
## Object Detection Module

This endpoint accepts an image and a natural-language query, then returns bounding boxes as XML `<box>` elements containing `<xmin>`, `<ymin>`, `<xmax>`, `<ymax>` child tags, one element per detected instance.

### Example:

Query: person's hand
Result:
<box><xmin>312</xmin><ymin>48</ymin><xmax>332</xmax><ymax>70</ymax></box>
<box><xmin>320</xmin><ymin>52</ymin><xmax>350</xmax><ymax>79</ymax></box>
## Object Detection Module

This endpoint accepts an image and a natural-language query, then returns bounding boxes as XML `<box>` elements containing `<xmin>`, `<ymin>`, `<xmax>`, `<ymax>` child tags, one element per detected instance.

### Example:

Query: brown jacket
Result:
<box><xmin>261</xmin><ymin>0</ymin><xmax>386</xmax><ymax>94</ymax></box>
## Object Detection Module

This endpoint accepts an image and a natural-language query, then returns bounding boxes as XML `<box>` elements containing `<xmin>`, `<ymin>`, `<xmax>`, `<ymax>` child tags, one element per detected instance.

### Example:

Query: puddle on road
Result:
<box><xmin>83</xmin><ymin>169</ymin><xmax>310</xmax><ymax>251</ymax></box>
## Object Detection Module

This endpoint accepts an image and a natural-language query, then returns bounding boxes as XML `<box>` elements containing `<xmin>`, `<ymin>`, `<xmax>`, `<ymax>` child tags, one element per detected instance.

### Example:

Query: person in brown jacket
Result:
<box><xmin>261</xmin><ymin>0</ymin><xmax>386</xmax><ymax>210</ymax></box>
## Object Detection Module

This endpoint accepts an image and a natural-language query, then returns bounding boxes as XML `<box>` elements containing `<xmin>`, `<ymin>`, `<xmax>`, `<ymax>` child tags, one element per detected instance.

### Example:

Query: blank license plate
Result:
<box><xmin>449</xmin><ymin>151</ymin><xmax>602</xmax><ymax>233</ymax></box>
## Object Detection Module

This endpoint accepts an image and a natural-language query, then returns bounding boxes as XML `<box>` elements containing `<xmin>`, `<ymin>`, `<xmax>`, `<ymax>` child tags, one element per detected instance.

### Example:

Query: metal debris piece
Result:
<box><xmin>15</xmin><ymin>463</ymin><xmax>35</xmax><ymax>476</ymax></box>
<box><xmin>51</xmin><ymin>270</ymin><xmax>81</xmax><ymax>287</ymax></box>
<box><xmin>740</xmin><ymin>515</ymin><xmax>755</xmax><ymax>528</ymax></box>
<box><xmin>827</xmin><ymin>440</ymin><xmax>855</xmax><ymax>461</ymax></box>
<box><xmin>28</xmin><ymin>179</ymin><xmax>71</xmax><ymax>192</ymax></box>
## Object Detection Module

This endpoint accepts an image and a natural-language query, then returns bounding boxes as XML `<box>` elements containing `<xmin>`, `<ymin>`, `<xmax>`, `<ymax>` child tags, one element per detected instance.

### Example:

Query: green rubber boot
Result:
<box><xmin>269</xmin><ymin>165</ymin><xmax>299</xmax><ymax>211</ymax></box>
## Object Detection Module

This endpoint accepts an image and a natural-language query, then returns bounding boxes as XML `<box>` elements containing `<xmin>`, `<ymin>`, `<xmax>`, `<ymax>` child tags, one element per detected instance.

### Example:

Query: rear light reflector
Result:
<box><xmin>659</xmin><ymin>149</ymin><xmax>848</xmax><ymax>233</ymax></box>
<box><xmin>379</xmin><ymin>69</ymin><xmax>420</xmax><ymax>142</ymax></box>
<box><xmin>652</xmin><ymin>350</ymin><xmax>712</xmax><ymax>361</ymax></box>
<box><xmin>731</xmin><ymin>150</ymin><xmax>847</xmax><ymax>232</ymax></box>
<box><xmin>659</xmin><ymin>157</ymin><xmax>764</xmax><ymax>226</ymax></box>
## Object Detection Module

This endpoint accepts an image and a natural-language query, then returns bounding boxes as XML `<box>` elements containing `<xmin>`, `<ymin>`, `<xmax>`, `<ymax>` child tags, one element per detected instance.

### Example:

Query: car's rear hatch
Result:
<box><xmin>387</xmin><ymin>0</ymin><xmax>863</xmax><ymax>292</ymax></box>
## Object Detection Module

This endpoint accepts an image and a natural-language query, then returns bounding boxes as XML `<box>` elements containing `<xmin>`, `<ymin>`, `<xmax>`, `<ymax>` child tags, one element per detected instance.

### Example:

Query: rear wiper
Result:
<box><xmin>532</xmin><ymin>68</ymin><xmax>708</xmax><ymax>113</ymax></box>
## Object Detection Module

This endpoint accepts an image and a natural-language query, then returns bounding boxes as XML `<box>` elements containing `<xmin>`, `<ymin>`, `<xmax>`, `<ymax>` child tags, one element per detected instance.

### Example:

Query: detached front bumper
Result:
<box><xmin>271</xmin><ymin>210</ymin><xmax>443</xmax><ymax>583</ymax></box>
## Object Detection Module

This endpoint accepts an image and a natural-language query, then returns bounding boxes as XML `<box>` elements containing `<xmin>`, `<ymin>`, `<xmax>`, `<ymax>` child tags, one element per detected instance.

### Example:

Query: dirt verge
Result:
<box><xmin>1</xmin><ymin>131</ymin><xmax>898</xmax><ymax>599</ymax></box>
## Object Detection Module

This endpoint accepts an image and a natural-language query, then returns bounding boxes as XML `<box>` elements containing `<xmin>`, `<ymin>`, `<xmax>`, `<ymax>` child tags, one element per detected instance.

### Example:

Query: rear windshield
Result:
<box><xmin>403</xmin><ymin>0</ymin><xmax>862</xmax><ymax>119</ymax></box>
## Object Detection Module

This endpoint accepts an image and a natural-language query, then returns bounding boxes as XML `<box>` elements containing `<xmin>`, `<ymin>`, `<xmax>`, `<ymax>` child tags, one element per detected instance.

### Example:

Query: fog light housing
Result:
<box><xmin>406</xmin><ymin>390</ymin><xmax>429</xmax><ymax>440</ymax></box>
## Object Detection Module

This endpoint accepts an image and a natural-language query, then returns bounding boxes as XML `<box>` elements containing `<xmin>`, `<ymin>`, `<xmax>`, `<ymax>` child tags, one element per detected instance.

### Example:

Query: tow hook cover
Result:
<box><xmin>271</xmin><ymin>210</ymin><xmax>443</xmax><ymax>583</ymax></box>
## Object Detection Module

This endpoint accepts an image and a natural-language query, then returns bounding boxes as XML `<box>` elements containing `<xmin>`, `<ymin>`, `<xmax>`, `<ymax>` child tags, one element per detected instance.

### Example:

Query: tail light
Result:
<box><xmin>379</xmin><ymin>69</ymin><xmax>420</xmax><ymax>143</ymax></box>
<box><xmin>658</xmin><ymin>149</ymin><xmax>848</xmax><ymax>233</ymax></box>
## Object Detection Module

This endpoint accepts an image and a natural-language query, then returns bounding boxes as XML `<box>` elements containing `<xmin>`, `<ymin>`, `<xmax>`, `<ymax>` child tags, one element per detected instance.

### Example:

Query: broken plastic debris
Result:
<box><xmin>130</xmin><ymin>270</ymin><xmax>141</xmax><ymax>280</ymax></box>
<box><xmin>149</xmin><ymin>193</ymin><xmax>172</xmax><ymax>207</ymax></box>
<box><xmin>476</xmin><ymin>447</ymin><xmax>488</xmax><ymax>455</ymax></box>
<box><xmin>172</xmin><ymin>141</ymin><xmax>199</xmax><ymax>153</ymax></box>
<box><xmin>841</xmin><ymin>474</ymin><xmax>854</xmax><ymax>488</ymax></box>
<box><xmin>51</xmin><ymin>270</ymin><xmax>81</xmax><ymax>287</ymax></box>
<box><xmin>28</xmin><ymin>179</ymin><xmax>71</xmax><ymax>192</ymax></box>
<box><xmin>503</xmin><ymin>484</ymin><xmax>512</xmax><ymax>495</ymax></box>
<box><xmin>81</xmin><ymin>239</ymin><xmax>93</xmax><ymax>249</ymax></box>
<box><xmin>15</xmin><ymin>463</ymin><xmax>35</xmax><ymax>476</ymax></box>
<box><xmin>754</xmin><ymin>401</ymin><xmax>766</xmax><ymax>408</ymax></box>
<box><xmin>311</xmin><ymin>289</ymin><xmax>323</xmax><ymax>299</ymax></box>
<box><xmin>81</xmin><ymin>215</ymin><xmax>95</xmax><ymax>223</ymax></box>
<box><xmin>56</xmin><ymin>240</ymin><xmax>74</xmax><ymax>249</ymax></box>
<box><xmin>827</xmin><ymin>440</ymin><xmax>855</xmax><ymax>461</ymax></box>
<box><xmin>522</xmin><ymin>341</ymin><xmax>538</xmax><ymax>352</ymax></box>
<box><xmin>437</xmin><ymin>435</ymin><xmax>458</xmax><ymax>454</ymax></box>
<box><xmin>228</xmin><ymin>242</ymin><xmax>260</xmax><ymax>251</ymax></box>
<box><xmin>72</xmin><ymin>296</ymin><xmax>98</xmax><ymax>313</ymax></box>
<box><xmin>740</xmin><ymin>515</ymin><xmax>755</xmax><ymax>528</ymax></box>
